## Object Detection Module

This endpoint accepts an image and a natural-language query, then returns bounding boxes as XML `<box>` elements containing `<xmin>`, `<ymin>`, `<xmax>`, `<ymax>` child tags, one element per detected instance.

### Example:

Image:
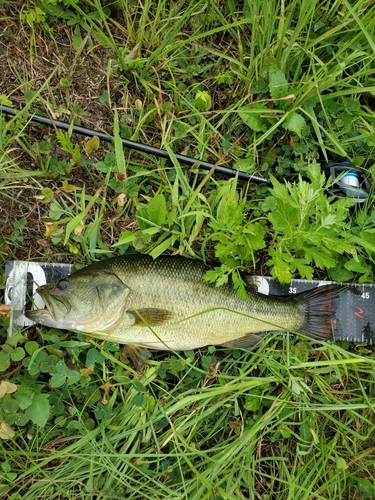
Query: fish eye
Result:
<box><xmin>57</xmin><ymin>279</ymin><xmax>69</xmax><ymax>291</ymax></box>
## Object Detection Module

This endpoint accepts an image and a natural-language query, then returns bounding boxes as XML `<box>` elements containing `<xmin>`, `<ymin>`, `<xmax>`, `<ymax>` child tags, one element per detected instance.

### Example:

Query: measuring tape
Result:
<box><xmin>5</xmin><ymin>261</ymin><xmax>72</xmax><ymax>336</ymax></box>
<box><xmin>5</xmin><ymin>261</ymin><xmax>375</xmax><ymax>343</ymax></box>
<box><xmin>252</xmin><ymin>276</ymin><xmax>375</xmax><ymax>343</ymax></box>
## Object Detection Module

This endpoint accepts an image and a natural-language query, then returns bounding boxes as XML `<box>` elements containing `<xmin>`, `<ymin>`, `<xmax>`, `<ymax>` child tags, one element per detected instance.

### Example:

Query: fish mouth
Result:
<box><xmin>33</xmin><ymin>287</ymin><xmax>71</xmax><ymax>321</ymax></box>
<box><xmin>25</xmin><ymin>308</ymin><xmax>54</xmax><ymax>322</ymax></box>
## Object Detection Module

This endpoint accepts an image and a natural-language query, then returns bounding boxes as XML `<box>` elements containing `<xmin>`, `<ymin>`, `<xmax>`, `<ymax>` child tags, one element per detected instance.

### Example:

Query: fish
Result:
<box><xmin>26</xmin><ymin>255</ymin><xmax>337</xmax><ymax>366</ymax></box>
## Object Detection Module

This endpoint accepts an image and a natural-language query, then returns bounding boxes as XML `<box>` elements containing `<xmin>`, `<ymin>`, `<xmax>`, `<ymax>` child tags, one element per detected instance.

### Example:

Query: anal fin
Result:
<box><xmin>126</xmin><ymin>344</ymin><xmax>152</xmax><ymax>369</ymax></box>
<box><xmin>219</xmin><ymin>333</ymin><xmax>262</xmax><ymax>350</ymax></box>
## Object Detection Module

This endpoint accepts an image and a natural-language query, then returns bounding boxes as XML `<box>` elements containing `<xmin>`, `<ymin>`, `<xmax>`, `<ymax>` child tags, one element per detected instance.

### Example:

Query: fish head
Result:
<box><xmin>26</xmin><ymin>269</ymin><xmax>132</xmax><ymax>332</ymax></box>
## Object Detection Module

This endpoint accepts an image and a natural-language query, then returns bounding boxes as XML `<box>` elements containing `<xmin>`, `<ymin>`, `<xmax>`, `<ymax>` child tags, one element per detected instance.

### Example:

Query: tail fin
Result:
<box><xmin>294</xmin><ymin>284</ymin><xmax>339</xmax><ymax>341</ymax></box>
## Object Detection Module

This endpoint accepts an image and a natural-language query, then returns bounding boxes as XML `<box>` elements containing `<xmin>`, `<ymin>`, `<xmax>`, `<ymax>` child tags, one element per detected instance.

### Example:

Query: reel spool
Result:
<box><xmin>322</xmin><ymin>161</ymin><xmax>371</xmax><ymax>203</ymax></box>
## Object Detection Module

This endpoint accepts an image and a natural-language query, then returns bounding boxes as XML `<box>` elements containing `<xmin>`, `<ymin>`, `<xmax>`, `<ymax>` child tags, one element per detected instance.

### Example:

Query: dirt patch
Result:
<box><xmin>0</xmin><ymin>8</ymin><xmax>143</xmax><ymax>262</ymax></box>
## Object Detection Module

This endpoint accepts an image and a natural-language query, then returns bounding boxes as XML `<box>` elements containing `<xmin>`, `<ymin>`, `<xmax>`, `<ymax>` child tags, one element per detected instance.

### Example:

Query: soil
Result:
<box><xmin>0</xmin><ymin>6</ymin><xmax>144</xmax><ymax>262</ymax></box>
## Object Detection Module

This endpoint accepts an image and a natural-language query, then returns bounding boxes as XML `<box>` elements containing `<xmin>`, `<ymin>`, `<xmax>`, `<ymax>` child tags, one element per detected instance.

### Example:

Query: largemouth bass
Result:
<box><xmin>26</xmin><ymin>255</ymin><xmax>337</xmax><ymax>366</ymax></box>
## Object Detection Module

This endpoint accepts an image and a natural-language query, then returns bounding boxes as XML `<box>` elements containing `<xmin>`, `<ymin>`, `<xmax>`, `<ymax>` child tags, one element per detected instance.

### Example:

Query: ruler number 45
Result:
<box><xmin>361</xmin><ymin>292</ymin><xmax>370</xmax><ymax>299</ymax></box>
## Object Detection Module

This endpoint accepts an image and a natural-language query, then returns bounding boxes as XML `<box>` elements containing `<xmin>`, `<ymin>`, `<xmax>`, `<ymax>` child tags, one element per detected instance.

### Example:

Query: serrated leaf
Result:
<box><xmin>283</xmin><ymin>112</ymin><xmax>306</xmax><ymax>138</ymax></box>
<box><xmin>202</xmin><ymin>269</ymin><xmax>220</xmax><ymax>284</ymax></box>
<box><xmin>268</xmin><ymin>252</ymin><xmax>293</xmax><ymax>284</ymax></box>
<box><xmin>293</xmin><ymin>261</ymin><xmax>314</xmax><ymax>280</ymax></box>
<box><xmin>25</xmin><ymin>393</ymin><xmax>50</xmax><ymax>427</ymax></box>
<box><xmin>243</xmin><ymin>222</ymin><xmax>266</xmax><ymax>250</ymax></box>
<box><xmin>232</xmin><ymin>272</ymin><xmax>248</xmax><ymax>301</ymax></box>
<box><xmin>304</xmin><ymin>248</ymin><xmax>336</xmax><ymax>269</ymax></box>
<box><xmin>238</xmin><ymin>104</ymin><xmax>267</xmax><ymax>132</ymax></box>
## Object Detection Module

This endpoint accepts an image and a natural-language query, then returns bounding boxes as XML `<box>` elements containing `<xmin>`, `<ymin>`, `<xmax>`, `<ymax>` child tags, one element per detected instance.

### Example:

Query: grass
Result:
<box><xmin>1</xmin><ymin>0</ymin><xmax>375</xmax><ymax>498</ymax></box>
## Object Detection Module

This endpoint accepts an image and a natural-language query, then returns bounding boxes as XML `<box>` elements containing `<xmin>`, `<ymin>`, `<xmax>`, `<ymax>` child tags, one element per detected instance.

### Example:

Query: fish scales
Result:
<box><xmin>98</xmin><ymin>255</ymin><xmax>301</xmax><ymax>350</ymax></box>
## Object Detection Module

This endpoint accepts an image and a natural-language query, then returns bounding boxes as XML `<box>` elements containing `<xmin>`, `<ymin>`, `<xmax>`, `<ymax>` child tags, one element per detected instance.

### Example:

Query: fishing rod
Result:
<box><xmin>0</xmin><ymin>104</ymin><xmax>371</xmax><ymax>202</ymax></box>
<box><xmin>0</xmin><ymin>104</ymin><xmax>270</xmax><ymax>185</ymax></box>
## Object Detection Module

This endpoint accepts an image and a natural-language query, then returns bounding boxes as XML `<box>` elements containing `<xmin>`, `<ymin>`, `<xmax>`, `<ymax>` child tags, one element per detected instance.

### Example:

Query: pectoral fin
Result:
<box><xmin>126</xmin><ymin>344</ymin><xmax>152</xmax><ymax>369</ymax></box>
<box><xmin>129</xmin><ymin>308</ymin><xmax>173</xmax><ymax>326</ymax></box>
<box><xmin>219</xmin><ymin>333</ymin><xmax>262</xmax><ymax>350</ymax></box>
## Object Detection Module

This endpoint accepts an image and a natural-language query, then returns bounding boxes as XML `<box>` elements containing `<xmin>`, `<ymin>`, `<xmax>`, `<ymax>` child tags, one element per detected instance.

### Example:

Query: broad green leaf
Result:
<box><xmin>55</xmin><ymin>360</ymin><xmax>70</xmax><ymax>375</ymax></box>
<box><xmin>50</xmin><ymin>373</ymin><xmax>67</xmax><ymax>387</ymax></box>
<box><xmin>25</xmin><ymin>341</ymin><xmax>39</xmax><ymax>356</ymax></box>
<box><xmin>25</xmin><ymin>393</ymin><xmax>51</xmax><ymax>427</ymax></box>
<box><xmin>84</xmin><ymin>135</ymin><xmax>100</xmax><ymax>156</ymax></box>
<box><xmin>0</xmin><ymin>421</ymin><xmax>15</xmax><ymax>440</ymax></box>
<box><xmin>72</xmin><ymin>24</ymin><xmax>83</xmax><ymax>51</ymax></box>
<box><xmin>261</xmin><ymin>196</ymin><xmax>277</xmax><ymax>212</ymax></box>
<box><xmin>0</xmin><ymin>351</ymin><xmax>10</xmax><ymax>372</ymax></box>
<box><xmin>283</xmin><ymin>112</ymin><xmax>306</xmax><ymax>138</ymax></box>
<box><xmin>268</xmin><ymin>65</ymin><xmax>289</xmax><ymax>99</ymax></box>
<box><xmin>0</xmin><ymin>381</ymin><xmax>17</xmax><ymax>399</ymax></box>
<box><xmin>194</xmin><ymin>91</ymin><xmax>212</xmax><ymax>111</ymax></box>
<box><xmin>86</xmin><ymin>348</ymin><xmax>105</xmax><ymax>367</ymax></box>
<box><xmin>10</xmin><ymin>347</ymin><xmax>25</xmax><ymax>362</ymax></box>
<box><xmin>328</xmin><ymin>266</ymin><xmax>354</xmax><ymax>282</ymax></box>
<box><xmin>0</xmin><ymin>94</ymin><xmax>12</xmax><ymax>106</ymax></box>
<box><xmin>147</xmin><ymin>194</ymin><xmax>167</xmax><ymax>226</ymax></box>
<box><xmin>64</xmin><ymin>213</ymin><xmax>85</xmax><ymax>245</ymax></box>
<box><xmin>15</xmin><ymin>387</ymin><xmax>34</xmax><ymax>410</ymax></box>
<box><xmin>66</xmin><ymin>370</ymin><xmax>80</xmax><ymax>386</ymax></box>
<box><xmin>238</xmin><ymin>104</ymin><xmax>267</xmax><ymax>132</ymax></box>
<box><xmin>350</xmin><ymin>234</ymin><xmax>375</xmax><ymax>254</ymax></box>
<box><xmin>244</xmin><ymin>393</ymin><xmax>261</xmax><ymax>412</ymax></box>
<box><xmin>344</xmin><ymin>257</ymin><xmax>369</xmax><ymax>273</ymax></box>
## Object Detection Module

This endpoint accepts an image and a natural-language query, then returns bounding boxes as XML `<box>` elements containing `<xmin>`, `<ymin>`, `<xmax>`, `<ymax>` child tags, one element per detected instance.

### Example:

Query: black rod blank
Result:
<box><xmin>0</xmin><ymin>105</ymin><xmax>271</xmax><ymax>186</ymax></box>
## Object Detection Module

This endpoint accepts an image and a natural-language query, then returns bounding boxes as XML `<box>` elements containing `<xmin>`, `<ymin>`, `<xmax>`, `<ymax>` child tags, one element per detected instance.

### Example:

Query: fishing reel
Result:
<box><xmin>321</xmin><ymin>161</ymin><xmax>371</xmax><ymax>204</ymax></box>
